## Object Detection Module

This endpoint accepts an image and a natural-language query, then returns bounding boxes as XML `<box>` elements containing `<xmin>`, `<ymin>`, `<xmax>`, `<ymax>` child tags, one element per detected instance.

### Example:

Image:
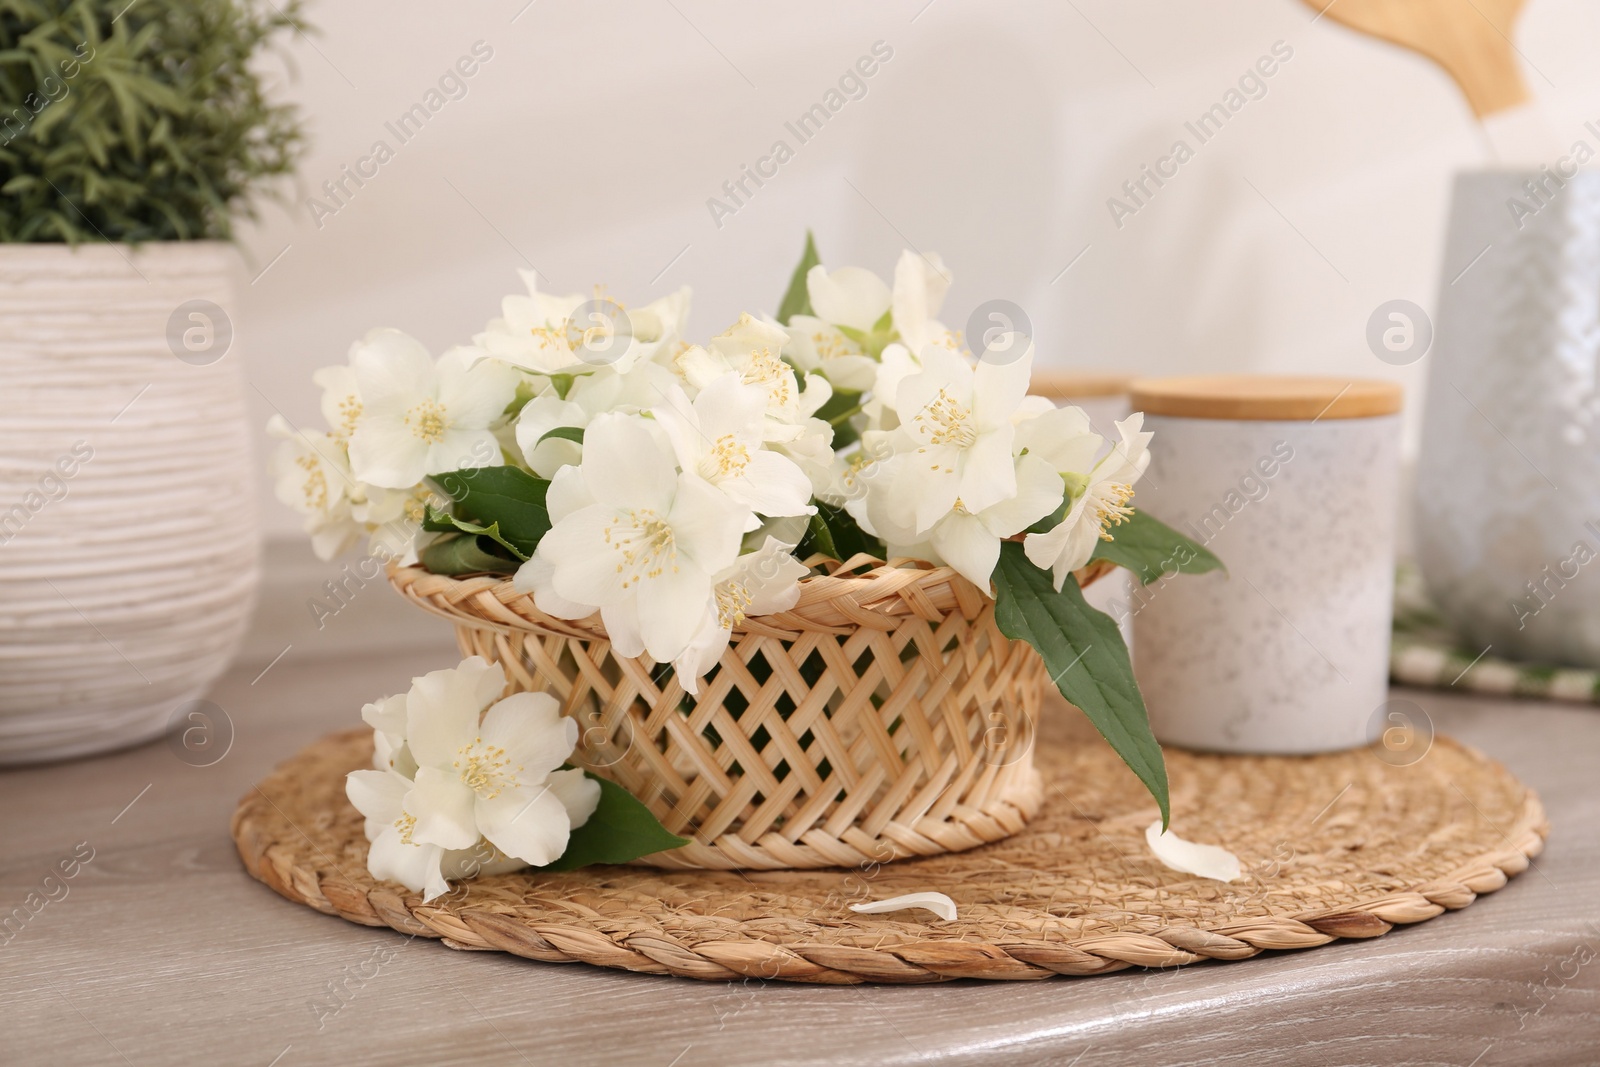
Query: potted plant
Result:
<box><xmin>0</xmin><ymin>0</ymin><xmax>305</xmax><ymax>762</ymax></box>
<box><xmin>273</xmin><ymin>236</ymin><xmax>1221</xmax><ymax>887</ymax></box>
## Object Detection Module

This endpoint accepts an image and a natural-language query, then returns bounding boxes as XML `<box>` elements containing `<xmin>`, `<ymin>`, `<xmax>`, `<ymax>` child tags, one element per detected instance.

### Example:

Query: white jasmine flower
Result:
<box><xmin>513</xmin><ymin>361</ymin><xmax>677</xmax><ymax>478</ymax></box>
<box><xmin>345</xmin><ymin>767</ymin><xmax>531</xmax><ymax>902</ymax></box>
<box><xmin>266</xmin><ymin>416</ymin><xmax>365</xmax><ymax>561</ymax></box>
<box><xmin>345</xmin><ymin>329</ymin><xmax>520</xmax><ymax>489</ymax></box>
<box><xmin>673</xmin><ymin>538</ymin><xmax>809</xmax><ymax>690</ymax></box>
<box><xmin>806</xmin><ymin>263</ymin><xmax>892</xmax><ymax>333</ymax></box>
<box><xmin>652</xmin><ymin>375</ymin><xmax>815</xmax><ymax>521</ymax></box>
<box><xmin>477</xmin><ymin>270</ymin><xmax>691</xmax><ymax>375</ymax></box>
<box><xmin>889</xmin><ymin>250</ymin><xmax>957</xmax><ymax>358</ymax></box>
<box><xmin>865</xmin><ymin>453</ymin><xmax>1063</xmax><ymax>588</ymax></box>
<box><xmin>345</xmin><ymin>657</ymin><xmax>602</xmax><ymax>902</ymax></box>
<box><xmin>1024</xmin><ymin>413</ymin><xmax>1153</xmax><ymax>589</ymax></box>
<box><xmin>678</xmin><ymin>315</ymin><xmax>833</xmax><ymax>432</ymax></box>
<box><xmin>783</xmin><ymin>316</ymin><xmax>879</xmax><ymax>392</ymax></box>
<box><xmin>860</xmin><ymin>342</ymin><xmax>922</xmax><ymax>431</ymax></box>
<box><xmin>528</xmin><ymin>413</ymin><xmax>750</xmax><ymax>662</ymax></box>
<box><xmin>313</xmin><ymin>363</ymin><xmax>364</xmax><ymax>441</ymax></box>
<box><xmin>402</xmin><ymin>657</ymin><xmax>600</xmax><ymax>867</ymax></box>
<box><xmin>879</xmin><ymin>343</ymin><xmax>1035</xmax><ymax>535</ymax></box>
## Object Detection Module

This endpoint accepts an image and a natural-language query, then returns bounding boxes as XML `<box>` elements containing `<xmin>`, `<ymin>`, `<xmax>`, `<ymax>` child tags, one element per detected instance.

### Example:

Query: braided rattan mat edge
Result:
<box><xmin>232</xmin><ymin>727</ymin><xmax>1548</xmax><ymax>984</ymax></box>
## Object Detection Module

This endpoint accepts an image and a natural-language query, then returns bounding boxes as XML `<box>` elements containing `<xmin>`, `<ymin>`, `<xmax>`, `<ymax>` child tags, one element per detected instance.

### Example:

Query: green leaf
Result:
<box><xmin>536</xmin><ymin>773</ymin><xmax>689</xmax><ymax>871</ymax></box>
<box><xmin>992</xmin><ymin>542</ymin><xmax>1169</xmax><ymax>826</ymax></box>
<box><xmin>1090</xmin><ymin>510</ymin><xmax>1225</xmax><ymax>586</ymax></box>
<box><xmin>537</xmin><ymin>425</ymin><xmax>585</xmax><ymax>447</ymax></box>
<box><xmin>418</xmin><ymin>534</ymin><xmax>520</xmax><ymax>576</ymax></box>
<box><xmin>429</xmin><ymin>466</ymin><xmax>551</xmax><ymax>559</ymax></box>
<box><xmin>421</xmin><ymin>506</ymin><xmax>529</xmax><ymax>562</ymax></box>
<box><xmin>776</xmin><ymin>229</ymin><xmax>820</xmax><ymax>325</ymax></box>
<box><xmin>797</xmin><ymin>502</ymin><xmax>884</xmax><ymax>564</ymax></box>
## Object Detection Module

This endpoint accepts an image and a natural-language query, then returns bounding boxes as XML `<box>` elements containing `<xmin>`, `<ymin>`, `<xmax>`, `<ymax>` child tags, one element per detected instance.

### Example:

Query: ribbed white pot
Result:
<box><xmin>0</xmin><ymin>242</ymin><xmax>259</xmax><ymax>764</ymax></box>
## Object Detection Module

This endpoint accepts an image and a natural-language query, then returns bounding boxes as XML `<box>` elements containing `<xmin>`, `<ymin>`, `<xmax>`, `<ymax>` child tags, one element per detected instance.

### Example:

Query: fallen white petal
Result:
<box><xmin>849</xmin><ymin>892</ymin><xmax>957</xmax><ymax>921</ymax></box>
<box><xmin>1145</xmin><ymin>821</ymin><xmax>1242</xmax><ymax>882</ymax></box>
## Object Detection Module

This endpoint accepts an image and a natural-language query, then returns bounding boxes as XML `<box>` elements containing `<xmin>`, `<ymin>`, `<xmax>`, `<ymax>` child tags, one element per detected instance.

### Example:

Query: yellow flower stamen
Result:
<box><xmin>295</xmin><ymin>453</ymin><xmax>328</xmax><ymax>510</ymax></box>
<box><xmin>1094</xmin><ymin>483</ymin><xmax>1135</xmax><ymax>540</ymax></box>
<box><xmin>336</xmin><ymin>395</ymin><xmax>362</xmax><ymax>438</ymax></box>
<box><xmin>715</xmin><ymin>580</ymin><xmax>754</xmax><ymax>629</ymax></box>
<box><xmin>603</xmin><ymin>507</ymin><xmax>679</xmax><ymax>588</ymax></box>
<box><xmin>741</xmin><ymin>346</ymin><xmax>793</xmax><ymax>408</ymax></box>
<box><xmin>915</xmin><ymin>388</ymin><xmax>977</xmax><ymax>448</ymax></box>
<box><xmin>452</xmin><ymin>737</ymin><xmax>520</xmax><ymax>801</ymax></box>
<box><xmin>405</xmin><ymin>398</ymin><xmax>448</xmax><ymax>444</ymax></box>
<box><xmin>702</xmin><ymin>434</ymin><xmax>750</xmax><ymax>480</ymax></box>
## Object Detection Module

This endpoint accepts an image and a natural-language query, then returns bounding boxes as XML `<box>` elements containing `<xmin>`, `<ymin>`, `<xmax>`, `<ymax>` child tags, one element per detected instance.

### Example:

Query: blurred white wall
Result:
<box><xmin>239</xmin><ymin>0</ymin><xmax>1600</xmax><ymax>539</ymax></box>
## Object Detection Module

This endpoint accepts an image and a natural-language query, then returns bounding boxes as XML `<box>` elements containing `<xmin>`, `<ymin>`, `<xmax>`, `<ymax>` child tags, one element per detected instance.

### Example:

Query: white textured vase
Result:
<box><xmin>0</xmin><ymin>242</ymin><xmax>259</xmax><ymax>764</ymax></box>
<box><xmin>1417</xmin><ymin>170</ymin><xmax>1600</xmax><ymax>668</ymax></box>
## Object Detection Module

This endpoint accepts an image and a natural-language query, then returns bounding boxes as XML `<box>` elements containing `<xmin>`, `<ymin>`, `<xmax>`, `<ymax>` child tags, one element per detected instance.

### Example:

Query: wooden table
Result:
<box><xmin>5</xmin><ymin>589</ymin><xmax>1597</xmax><ymax>1066</ymax></box>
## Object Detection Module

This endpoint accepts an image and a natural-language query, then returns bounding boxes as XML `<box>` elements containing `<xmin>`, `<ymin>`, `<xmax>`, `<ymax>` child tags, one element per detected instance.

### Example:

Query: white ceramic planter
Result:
<box><xmin>0</xmin><ymin>242</ymin><xmax>259</xmax><ymax>763</ymax></box>
<box><xmin>1127</xmin><ymin>377</ymin><xmax>1402</xmax><ymax>754</ymax></box>
<box><xmin>1417</xmin><ymin>170</ymin><xmax>1600</xmax><ymax>668</ymax></box>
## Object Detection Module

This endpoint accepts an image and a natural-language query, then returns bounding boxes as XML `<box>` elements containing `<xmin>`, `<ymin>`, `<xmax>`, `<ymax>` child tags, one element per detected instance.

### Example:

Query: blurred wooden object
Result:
<box><xmin>1303</xmin><ymin>0</ymin><xmax>1528</xmax><ymax>117</ymax></box>
<box><xmin>1029</xmin><ymin>369</ymin><xmax>1134</xmax><ymax>401</ymax></box>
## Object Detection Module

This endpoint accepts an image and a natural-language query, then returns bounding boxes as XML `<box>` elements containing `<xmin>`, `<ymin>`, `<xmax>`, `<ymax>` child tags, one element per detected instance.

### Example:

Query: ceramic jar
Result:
<box><xmin>1127</xmin><ymin>376</ymin><xmax>1403</xmax><ymax>754</ymax></box>
<box><xmin>1416</xmin><ymin>170</ymin><xmax>1600</xmax><ymax>668</ymax></box>
<box><xmin>0</xmin><ymin>242</ymin><xmax>259</xmax><ymax>764</ymax></box>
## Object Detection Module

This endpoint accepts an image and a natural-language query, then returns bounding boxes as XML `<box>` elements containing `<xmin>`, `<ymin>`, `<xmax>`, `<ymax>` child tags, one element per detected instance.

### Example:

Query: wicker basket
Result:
<box><xmin>388</xmin><ymin>557</ymin><xmax>1112</xmax><ymax>871</ymax></box>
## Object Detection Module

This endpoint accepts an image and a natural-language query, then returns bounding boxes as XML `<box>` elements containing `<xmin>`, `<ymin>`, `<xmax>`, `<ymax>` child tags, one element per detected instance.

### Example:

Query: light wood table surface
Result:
<box><xmin>4</xmin><ymin>593</ymin><xmax>1598</xmax><ymax>1067</ymax></box>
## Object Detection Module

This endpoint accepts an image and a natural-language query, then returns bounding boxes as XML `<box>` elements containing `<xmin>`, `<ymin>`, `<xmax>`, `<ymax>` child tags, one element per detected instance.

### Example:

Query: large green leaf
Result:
<box><xmin>1090</xmin><ymin>509</ymin><xmax>1224</xmax><ymax>586</ymax></box>
<box><xmin>429</xmin><ymin>466</ymin><xmax>551</xmax><ymax>558</ymax></box>
<box><xmin>776</xmin><ymin>230</ymin><xmax>820</xmax><ymax>325</ymax></box>
<box><xmin>992</xmin><ymin>542</ymin><xmax>1169</xmax><ymax>825</ymax></box>
<box><xmin>418</xmin><ymin>534</ymin><xmax>520</xmax><ymax>576</ymax></box>
<box><xmin>536</xmin><ymin>773</ymin><xmax>689</xmax><ymax>871</ymax></box>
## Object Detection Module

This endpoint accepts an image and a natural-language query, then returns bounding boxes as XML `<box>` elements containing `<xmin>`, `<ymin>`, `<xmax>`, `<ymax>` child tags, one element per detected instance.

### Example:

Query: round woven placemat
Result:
<box><xmin>232</xmin><ymin>715</ymin><xmax>1547</xmax><ymax>984</ymax></box>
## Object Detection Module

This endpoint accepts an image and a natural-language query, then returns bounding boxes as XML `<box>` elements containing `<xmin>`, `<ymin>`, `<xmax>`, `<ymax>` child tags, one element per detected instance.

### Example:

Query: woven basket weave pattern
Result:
<box><xmin>388</xmin><ymin>560</ymin><xmax>1105</xmax><ymax>870</ymax></box>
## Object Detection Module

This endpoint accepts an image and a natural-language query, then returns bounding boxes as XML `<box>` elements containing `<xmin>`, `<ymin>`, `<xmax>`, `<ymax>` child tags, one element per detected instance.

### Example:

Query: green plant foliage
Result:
<box><xmin>796</xmin><ymin>501</ymin><xmax>883</xmax><ymax>565</ymax></box>
<box><xmin>992</xmin><ymin>541</ymin><xmax>1170</xmax><ymax>826</ymax></box>
<box><xmin>421</xmin><ymin>506</ymin><xmax>529</xmax><ymax>562</ymax></box>
<box><xmin>775</xmin><ymin>229</ymin><xmax>818</xmax><ymax>324</ymax></box>
<box><xmin>535</xmin><ymin>773</ymin><xmax>689</xmax><ymax>871</ymax></box>
<box><xmin>417</xmin><ymin>533</ymin><xmax>519</xmax><ymax>577</ymax></box>
<box><xmin>429</xmin><ymin>466</ymin><xmax>551</xmax><ymax>559</ymax></box>
<box><xmin>0</xmin><ymin>0</ymin><xmax>308</xmax><ymax>243</ymax></box>
<box><xmin>1090</xmin><ymin>509</ymin><xmax>1224</xmax><ymax>586</ymax></box>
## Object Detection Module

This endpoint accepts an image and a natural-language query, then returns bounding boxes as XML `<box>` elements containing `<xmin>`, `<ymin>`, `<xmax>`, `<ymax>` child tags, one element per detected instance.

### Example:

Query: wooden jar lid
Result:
<box><xmin>1129</xmin><ymin>375</ymin><xmax>1403</xmax><ymax>421</ymax></box>
<box><xmin>1029</xmin><ymin>370</ymin><xmax>1135</xmax><ymax>399</ymax></box>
